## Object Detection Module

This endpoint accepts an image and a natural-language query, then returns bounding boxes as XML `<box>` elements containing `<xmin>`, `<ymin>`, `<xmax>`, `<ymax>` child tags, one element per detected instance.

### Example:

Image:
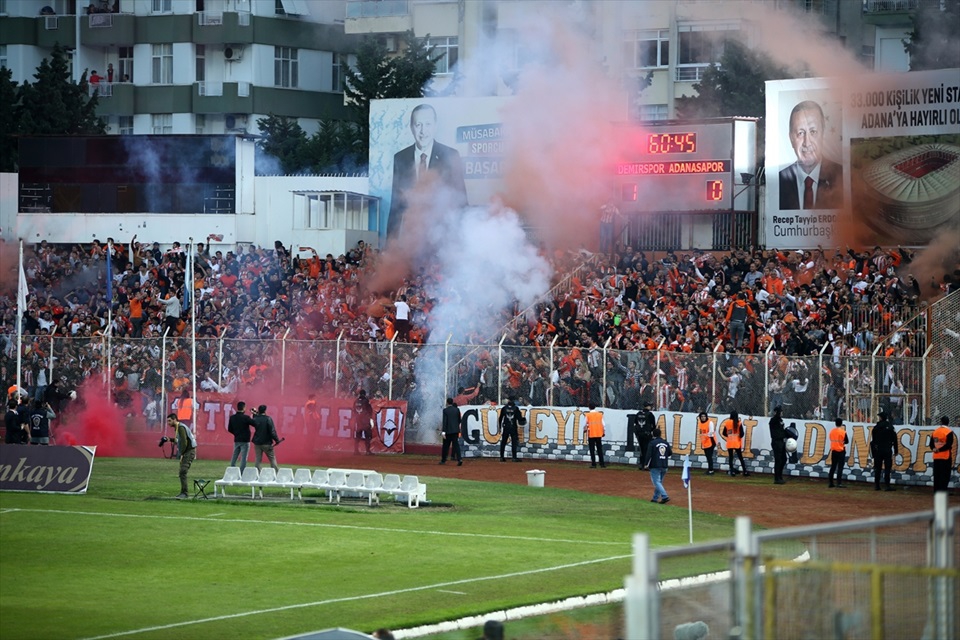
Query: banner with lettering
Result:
<box><xmin>765</xmin><ymin>68</ymin><xmax>959</xmax><ymax>248</ymax></box>
<box><xmin>0</xmin><ymin>445</ymin><xmax>97</xmax><ymax>493</ymax></box>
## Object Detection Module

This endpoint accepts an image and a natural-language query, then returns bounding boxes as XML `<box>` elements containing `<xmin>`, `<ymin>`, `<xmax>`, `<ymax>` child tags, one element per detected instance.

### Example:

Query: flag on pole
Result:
<box><xmin>17</xmin><ymin>252</ymin><xmax>28</xmax><ymax>318</ymax></box>
<box><xmin>184</xmin><ymin>242</ymin><xmax>192</xmax><ymax>309</ymax></box>
<box><xmin>682</xmin><ymin>455</ymin><xmax>691</xmax><ymax>489</ymax></box>
<box><xmin>106</xmin><ymin>243</ymin><xmax>113</xmax><ymax>303</ymax></box>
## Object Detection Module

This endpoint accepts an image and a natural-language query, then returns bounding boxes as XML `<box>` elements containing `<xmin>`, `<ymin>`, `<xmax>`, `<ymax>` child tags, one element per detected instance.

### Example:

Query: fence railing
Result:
<box><xmin>626</xmin><ymin>496</ymin><xmax>959</xmax><ymax>640</ymax></box>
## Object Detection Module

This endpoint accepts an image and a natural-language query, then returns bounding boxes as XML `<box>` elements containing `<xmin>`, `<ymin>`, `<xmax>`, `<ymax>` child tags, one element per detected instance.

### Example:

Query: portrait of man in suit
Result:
<box><xmin>778</xmin><ymin>100</ymin><xmax>844</xmax><ymax>210</ymax></box>
<box><xmin>386</xmin><ymin>103</ymin><xmax>468</xmax><ymax>237</ymax></box>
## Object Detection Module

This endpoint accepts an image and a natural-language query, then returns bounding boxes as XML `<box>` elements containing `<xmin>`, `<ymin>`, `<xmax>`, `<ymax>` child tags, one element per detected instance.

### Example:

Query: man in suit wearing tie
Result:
<box><xmin>387</xmin><ymin>103</ymin><xmax>468</xmax><ymax>237</ymax></box>
<box><xmin>778</xmin><ymin>100</ymin><xmax>843</xmax><ymax>210</ymax></box>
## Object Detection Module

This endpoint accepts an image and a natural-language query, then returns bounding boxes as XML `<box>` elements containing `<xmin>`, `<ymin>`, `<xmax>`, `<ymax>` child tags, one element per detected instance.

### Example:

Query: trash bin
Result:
<box><xmin>526</xmin><ymin>470</ymin><xmax>545</xmax><ymax>487</ymax></box>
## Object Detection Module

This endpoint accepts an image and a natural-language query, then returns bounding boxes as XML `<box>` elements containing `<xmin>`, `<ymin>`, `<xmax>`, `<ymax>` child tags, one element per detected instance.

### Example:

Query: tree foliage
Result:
<box><xmin>905</xmin><ymin>0</ymin><xmax>960</xmax><ymax>71</ymax></box>
<box><xmin>675</xmin><ymin>39</ymin><xmax>790</xmax><ymax>120</ymax></box>
<box><xmin>0</xmin><ymin>43</ymin><xmax>106</xmax><ymax>172</ymax></box>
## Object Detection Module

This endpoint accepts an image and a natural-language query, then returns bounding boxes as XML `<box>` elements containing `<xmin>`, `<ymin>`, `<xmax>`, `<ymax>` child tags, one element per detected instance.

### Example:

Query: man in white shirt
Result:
<box><xmin>393</xmin><ymin>295</ymin><xmax>411</xmax><ymax>342</ymax></box>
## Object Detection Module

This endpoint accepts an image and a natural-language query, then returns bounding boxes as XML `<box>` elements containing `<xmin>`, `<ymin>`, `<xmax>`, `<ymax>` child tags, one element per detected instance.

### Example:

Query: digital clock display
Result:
<box><xmin>647</xmin><ymin>132</ymin><xmax>697</xmax><ymax>154</ymax></box>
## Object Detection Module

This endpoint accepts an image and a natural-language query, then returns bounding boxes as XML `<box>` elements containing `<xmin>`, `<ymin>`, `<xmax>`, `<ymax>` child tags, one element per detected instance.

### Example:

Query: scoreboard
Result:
<box><xmin>617</xmin><ymin>119</ymin><xmax>757</xmax><ymax>213</ymax></box>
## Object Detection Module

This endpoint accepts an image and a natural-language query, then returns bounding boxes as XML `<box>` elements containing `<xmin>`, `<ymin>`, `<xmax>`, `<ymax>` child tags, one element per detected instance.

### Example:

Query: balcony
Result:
<box><xmin>675</xmin><ymin>64</ymin><xmax>711</xmax><ymax>82</ymax></box>
<box><xmin>862</xmin><ymin>0</ymin><xmax>918</xmax><ymax>12</ymax></box>
<box><xmin>344</xmin><ymin>0</ymin><xmax>411</xmax><ymax>34</ymax></box>
<box><xmin>346</xmin><ymin>0</ymin><xmax>409</xmax><ymax>18</ymax></box>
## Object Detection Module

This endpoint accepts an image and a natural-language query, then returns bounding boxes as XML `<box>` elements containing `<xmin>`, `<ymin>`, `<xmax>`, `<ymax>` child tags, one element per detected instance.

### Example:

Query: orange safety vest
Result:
<box><xmin>931</xmin><ymin>426</ymin><xmax>952</xmax><ymax>460</ymax></box>
<box><xmin>829</xmin><ymin>427</ymin><xmax>847</xmax><ymax>452</ymax></box>
<box><xmin>698</xmin><ymin>418</ymin><xmax>714</xmax><ymax>449</ymax></box>
<box><xmin>585</xmin><ymin>411</ymin><xmax>604</xmax><ymax>438</ymax></box>
<box><xmin>176</xmin><ymin>397</ymin><xmax>193</xmax><ymax>421</ymax></box>
<box><xmin>722</xmin><ymin>419</ymin><xmax>741</xmax><ymax>449</ymax></box>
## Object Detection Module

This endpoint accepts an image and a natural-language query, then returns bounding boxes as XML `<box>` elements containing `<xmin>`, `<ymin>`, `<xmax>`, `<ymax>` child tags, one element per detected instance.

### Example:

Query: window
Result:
<box><xmin>0</xmin><ymin>45</ymin><xmax>6</xmax><ymax>69</ymax></box>
<box><xmin>0</xmin><ymin>1</ymin><xmax>6</xmax><ymax>16</ymax></box>
<box><xmin>331</xmin><ymin>52</ymin><xmax>344</xmax><ymax>92</ymax></box>
<box><xmin>196</xmin><ymin>44</ymin><xmax>205</xmax><ymax>82</ymax></box>
<box><xmin>152</xmin><ymin>0</ymin><xmax>172</xmax><ymax>13</ymax></box>
<box><xmin>274</xmin><ymin>46</ymin><xmax>298</xmax><ymax>88</ymax></box>
<box><xmin>152</xmin><ymin>44</ymin><xmax>173</xmax><ymax>84</ymax></box>
<box><xmin>677</xmin><ymin>23</ymin><xmax>739</xmax><ymax>66</ymax></box>
<box><xmin>637</xmin><ymin>104</ymin><xmax>669</xmax><ymax>121</ymax></box>
<box><xmin>624</xmin><ymin>30</ymin><xmax>669</xmax><ymax>69</ymax></box>
<box><xmin>196</xmin><ymin>114</ymin><xmax>206</xmax><ymax>135</ymax></box>
<box><xmin>118</xmin><ymin>116</ymin><xmax>133</xmax><ymax>135</ymax></box>
<box><xmin>423</xmin><ymin>36</ymin><xmax>458</xmax><ymax>75</ymax></box>
<box><xmin>118</xmin><ymin>46</ymin><xmax>133</xmax><ymax>83</ymax></box>
<box><xmin>152</xmin><ymin>113</ymin><xmax>172</xmax><ymax>134</ymax></box>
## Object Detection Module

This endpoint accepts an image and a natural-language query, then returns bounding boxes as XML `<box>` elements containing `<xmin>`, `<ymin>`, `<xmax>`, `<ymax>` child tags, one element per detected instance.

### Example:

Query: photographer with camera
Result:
<box><xmin>162</xmin><ymin>413</ymin><xmax>197</xmax><ymax>499</ymax></box>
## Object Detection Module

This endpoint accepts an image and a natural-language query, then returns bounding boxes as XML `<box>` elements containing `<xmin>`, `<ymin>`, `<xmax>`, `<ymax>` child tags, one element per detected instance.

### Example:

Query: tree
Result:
<box><xmin>0</xmin><ymin>67</ymin><xmax>19</xmax><ymax>172</ymax></box>
<box><xmin>17</xmin><ymin>43</ymin><xmax>105</xmax><ymax>136</ymax></box>
<box><xmin>904</xmin><ymin>0</ymin><xmax>960</xmax><ymax>71</ymax></box>
<box><xmin>254</xmin><ymin>115</ymin><xmax>309</xmax><ymax>174</ymax></box>
<box><xmin>675</xmin><ymin>39</ymin><xmax>789</xmax><ymax>120</ymax></box>
<box><xmin>343</xmin><ymin>31</ymin><xmax>440</xmax><ymax>143</ymax></box>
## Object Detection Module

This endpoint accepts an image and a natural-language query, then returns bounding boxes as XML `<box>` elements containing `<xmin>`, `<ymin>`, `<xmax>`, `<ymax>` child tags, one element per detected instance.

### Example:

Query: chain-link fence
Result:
<box><xmin>929</xmin><ymin>290</ymin><xmax>960</xmax><ymax>423</ymax></box>
<box><xmin>628</xmin><ymin>499</ymin><xmax>959</xmax><ymax>640</ymax></box>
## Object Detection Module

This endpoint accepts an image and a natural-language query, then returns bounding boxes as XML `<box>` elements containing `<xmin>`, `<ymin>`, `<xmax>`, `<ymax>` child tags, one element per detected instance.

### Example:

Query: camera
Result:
<box><xmin>158</xmin><ymin>436</ymin><xmax>170</xmax><ymax>447</ymax></box>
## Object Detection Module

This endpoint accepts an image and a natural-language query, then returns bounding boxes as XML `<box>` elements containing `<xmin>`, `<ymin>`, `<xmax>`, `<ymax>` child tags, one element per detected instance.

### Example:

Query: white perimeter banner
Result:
<box><xmin>764</xmin><ymin>68</ymin><xmax>960</xmax><ymax>249</ymax></box>
<box><xmin>460</xmin><ymin>405</ymin><xmax>958</xmax><ymax>476</ymax></box>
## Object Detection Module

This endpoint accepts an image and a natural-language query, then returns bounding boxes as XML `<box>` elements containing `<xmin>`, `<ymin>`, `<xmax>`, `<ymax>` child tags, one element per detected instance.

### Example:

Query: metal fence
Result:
<box><xmin>626</xmin><ymin>495</ymin><xmax>959</xmax><ymax>640</ymax></box>
<box><xmin>929</xmin><ymin>290</ymin><xmax>960</xmax><ymax>423</ymax></box>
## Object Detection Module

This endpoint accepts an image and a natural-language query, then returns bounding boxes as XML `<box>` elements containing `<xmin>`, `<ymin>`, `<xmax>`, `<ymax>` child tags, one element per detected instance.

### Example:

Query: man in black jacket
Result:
<box><xmin>498</xmin><ymin>398</ymin><xmax>523</xmax><ymax>462</ymax></box>
<box><xmin>439</xmin><ymin>397</ymin><xmax>462</xmax><ymax>466</ymax></box>
<box><xmin>770</xmin><ymin>406</ymin><xmax>788</xmax><ymax>485</ymax></box>
<box><xmin>871</xmin><ymin>410</ymin><xmax>898</xmax><ymax>491</ymax></box>
<box><xmin>252</xmin><ymin>405</ymin><xmax>281</xmax><ymax>472</ymax></box>
<box><xmin>227</xmin><ymin>401</ymin><xmax>256</xmax><ymax>472</ymax></box>
<box><xmin>635</xmin><ymin>401</ymin><xmax>656</xmax><ymax>467</ymax></box>
<box><xmin>353</xmin><ymin>390</ymin><xmax>374</xmax><ymax>455</ymax></box>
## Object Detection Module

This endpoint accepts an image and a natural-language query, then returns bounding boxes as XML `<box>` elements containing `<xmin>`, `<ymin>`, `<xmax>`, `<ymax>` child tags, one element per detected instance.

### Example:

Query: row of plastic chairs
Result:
<box><xmin>212</xmin><ymin>467</ymin><xmax>423</xmax><ymax>507</ymax></box>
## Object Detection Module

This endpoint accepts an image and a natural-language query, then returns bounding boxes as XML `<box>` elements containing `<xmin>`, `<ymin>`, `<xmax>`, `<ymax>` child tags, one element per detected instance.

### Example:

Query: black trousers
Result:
<box><xmin>703</xmin><ymin>443</ymin><xmax>716</xmax><ymax>471</ymax></box>
<box><xmin>441</xmin><ymin>433</ymin><xmax>461</xmax><ymax>462</ymax></box>
<box><xmin>874</xmin><ymin>452</ymin><xmax>893</xmax><ymax>488</ymax></box>
<box><xmin>933</xmin><ymin>459</ymin><xmax>952</xmax><ymax>492</ymax></box>
<box><xmin>588</xmin><ymin>437</ymin><xmax>605</xmax><ymax>467</ymax></box>
<box><xmin>728</xmin><ymin>447</ymin><xmax>746</xmax><ymax>474</ymax></box>
<box><xmin>500</xmin><ymin>428</ymin><xmax>518</xmax><ymax>460</ymax></box>
<box><xmin>354</xmin><ymin>427</ymin><xmax>371</xmax><ymax>453</ymax></box>
<box><xmin>828</xmin><ymin>450</ymin><xmax>845</xmax><ymax>485</ymax></box>
<box><xmin>637</xmin><ymin>435</ymin><xmax>651</xmax><ymax>467</ymax></box>
<box><xmin>772</xmin><ymin>439</ymin><xmax>787</xmax><ymax>481</ymax></box>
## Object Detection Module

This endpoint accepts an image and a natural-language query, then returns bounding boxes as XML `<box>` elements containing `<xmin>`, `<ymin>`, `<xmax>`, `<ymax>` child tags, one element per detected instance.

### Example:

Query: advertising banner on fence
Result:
<box><xmin>459</xmin><ymin>406</ymin><xmax>959</xmax><ymax>478</ymax></box>
<box><xmin>0</xmin><ymin>445</ymin><xmax>97</xmax><ymax>493</ymax></box>
<box><xmin>765</xmin><ymin>68</ymin><xmax>960</xmax><ymax>249</ymax></box>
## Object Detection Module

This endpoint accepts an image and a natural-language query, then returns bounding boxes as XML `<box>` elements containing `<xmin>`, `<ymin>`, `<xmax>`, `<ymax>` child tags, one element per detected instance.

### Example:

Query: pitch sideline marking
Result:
<box><xmin>2</xmin><ymin>507</ymin><xmax>630</xmax><ymax>546</ymax></box>
<box><xmin>78</xmin><ymin>554</ymin><xmax>632</xmax><ymax>640</ymax></box>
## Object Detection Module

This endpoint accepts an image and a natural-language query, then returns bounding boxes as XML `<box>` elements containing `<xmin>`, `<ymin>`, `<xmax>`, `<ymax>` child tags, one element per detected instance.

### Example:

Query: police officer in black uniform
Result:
<box><xmin>871</xmin><ymin>410</ymin><xmax>898</xmax><ymax>491</ymax></box>
<box><xmin>353</xmin><ymin>389</ymin><xmax>374</xmax><ymax>455</ymax></box>
<box><xmin>770</xmin><ymin>406</ymin><xmax>787</xmax><ymax>485</ymax></box>
<box><xmin>498</xmin><ymin>397</ymin><xmax>523</xmax><ymax>462</ymax></box>
<box><xmin>635</xmin><ymin>401</ymin><xmax>656</xmax><ymax>467</ymax></box>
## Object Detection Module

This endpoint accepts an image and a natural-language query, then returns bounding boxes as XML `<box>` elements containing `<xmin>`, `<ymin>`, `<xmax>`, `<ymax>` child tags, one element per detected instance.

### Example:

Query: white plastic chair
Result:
<box><xmin>291</xmin><ymin>468</ymin><xmax>313</xmax><ymax>500</ymax></box>
<box><xmin>394</xmin><ymin>475</ymin><xmax>422</xmax><ymax>508</ymax></box>
<box><xmin>275</xmin><ymin>468</ymin><xmax>296</xmax><ymax>499</ymax></box>
<box><xmin>236</xmin><ymin>467</ymin><xmax>260</xmax><ymax>499</ymax></box>
<box><xmin>359</xmin><ymin>472</ymin><xmax>384</xmax><ymax>506</ymax></box>
<box><xmin>307</xmin><ymin>469</ymin><xmax>328</xmax><ymax>499</ymax></box>
<box><xmin>322</xmin><ymin>469</ymin><xmax>347</xmax><ymax>504</ymax></box>
<box><xmin>213</xmin><ymin>466</ymin><xmax>240</xmax><ymax>498</ymax></box>
<box><xmin>254</xmin><ymin>467</ymin><xmax>277</xmax><ymax>499</ymax></box>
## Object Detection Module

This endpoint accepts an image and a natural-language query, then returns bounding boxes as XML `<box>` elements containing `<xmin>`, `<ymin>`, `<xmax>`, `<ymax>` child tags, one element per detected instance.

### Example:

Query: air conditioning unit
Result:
<box><xmin>225</xmin><ymin>114</ymin><xmax>248</xmax><ymax>132</ymax></box>
<box><xmin>224</xmin><ymin>45</ymin><xmax>244</xmax><ymax>61</ymax></box>
<box><xmin>383</xmin><ymin>35</ymin><xmax>398</xmax><ymax>53</ymax></box>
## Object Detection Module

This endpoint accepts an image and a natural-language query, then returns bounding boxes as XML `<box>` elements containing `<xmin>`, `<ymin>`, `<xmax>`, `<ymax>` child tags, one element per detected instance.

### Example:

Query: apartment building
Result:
<box><xmin>0</xmin><ymin>0</ymin><xmax>360</xmax><ymax>135</ymax></box>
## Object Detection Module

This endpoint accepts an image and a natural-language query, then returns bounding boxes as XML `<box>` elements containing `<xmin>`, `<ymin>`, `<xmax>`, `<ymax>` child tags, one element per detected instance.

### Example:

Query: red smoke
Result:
<box><xmin>56</xmin><ymin>379</ymin><xmax>133</xmax><ymax>457</ymax></box>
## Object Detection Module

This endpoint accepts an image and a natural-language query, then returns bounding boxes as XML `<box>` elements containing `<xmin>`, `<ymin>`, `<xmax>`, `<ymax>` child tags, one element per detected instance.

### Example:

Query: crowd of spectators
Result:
<box><xmin>1</xmin><ymin>234</ymin><xmax>956</xmax><ymax>428</ymax></box>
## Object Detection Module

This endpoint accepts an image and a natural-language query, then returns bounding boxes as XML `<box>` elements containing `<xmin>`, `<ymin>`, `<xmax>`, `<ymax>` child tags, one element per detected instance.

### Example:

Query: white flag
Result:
<box><xmin>682</xmin><ymin>456</ymin><xmax>691</xmax><ymax>489</ymax></box>
<box><xmin>17</xmin><ymin>253</ymin><xmax>28</xmax><ymax>317</ymax></box>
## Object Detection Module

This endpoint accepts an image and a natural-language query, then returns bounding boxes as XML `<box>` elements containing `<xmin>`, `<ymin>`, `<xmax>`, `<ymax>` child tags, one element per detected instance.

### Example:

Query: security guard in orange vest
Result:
<box><xmin>930</xmin><ymin>416</ymin><xmax>955</xmax><ymax>492</ymax></box>
<box><xmin>697</xmin><ymin>411</ymin><xmax>717</xmax><ymax>475</ymax></box>
<box><xmin>720</xmin><ymin>411</ymin><xmax>749</xmax><ymax>477</ymax></box>
<box><xmin>583</xmin><ymin>403</ymin><xmax>606</xmax><ymax>468</ymax></box>
<box><xmin>174</xmin><ymin>389</ymin><xmax>194</xmax><ymax>428</ymax></box>
<box><xmin>828</xmin><ymin>418</ymin><xmax>849</xmax><ymax>488</ymax></box>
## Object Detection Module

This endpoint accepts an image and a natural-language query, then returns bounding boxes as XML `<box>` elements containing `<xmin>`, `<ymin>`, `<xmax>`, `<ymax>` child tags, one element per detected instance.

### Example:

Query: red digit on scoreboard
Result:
<box><xmin>706</xmin><ymin>180</ymin><xmax>723</xmax><ymax>201</ymax></box>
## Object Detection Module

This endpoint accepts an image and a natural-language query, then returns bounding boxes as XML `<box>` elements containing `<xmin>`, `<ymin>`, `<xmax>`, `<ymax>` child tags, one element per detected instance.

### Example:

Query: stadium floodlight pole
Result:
<box><xmin>443</xmin><ymin>334</ymin><xmax>452</xmax><ymax>399</ymax></box>
<box><xmin>817</xmin><ymin>341</ymin><xmax>830</xmax><ymax>420</ymax></box>
<box><xmin>601</xmin><ymin>336</ymin><xmax>612</xmax><ymax>408</ymax></box>
<box><xmin>548</xmin><ymin>335</ymin><xmax>558</xmax><ymax>406</ymax></box>
<box><xmin>280</xmin><ymin>327</ymin><xmax>291</xmax><ymax>393</ymax></box>
<box><xmin>870</xmin><ymin>342</ymin><xmax>883</xmax><ymax>421</ymax></box>
<box><xmin>654</xmin><ymin>338</ymin><xmax>665</xmax><ymax>410</ymax></box>
<box><xmin>497</xmin><ymin>333</ymin><xmax>506</xmax><ymax>406</ymax></box>
<box><xmin>921</xmin><ymin>344</ymin><xmax>932</xmax><ymax>422</ymax></box>
<box><xmin>161</xmin><ymin>326</ymin><xmax>170</xmax><ymax>427</ymax></box>
<box><xmin>334</xmin><ymin>330</ymin><xmax>344</xmax><ymax>398</ymax></box>
<box><xmin>763</xmin><ymin>341</ymin><xmax>775</xmax><ymax>417</ymax></box>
